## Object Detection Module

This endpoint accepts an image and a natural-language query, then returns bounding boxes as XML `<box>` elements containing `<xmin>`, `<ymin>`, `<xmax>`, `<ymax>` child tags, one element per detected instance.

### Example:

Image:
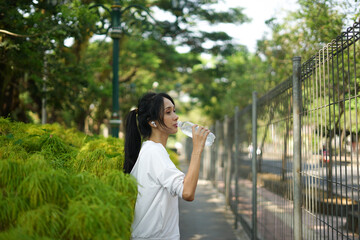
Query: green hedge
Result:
<box><xmin>0</xmin><ymin>118</ymin><xmax>137</xmax><ymax>240</ymax></box>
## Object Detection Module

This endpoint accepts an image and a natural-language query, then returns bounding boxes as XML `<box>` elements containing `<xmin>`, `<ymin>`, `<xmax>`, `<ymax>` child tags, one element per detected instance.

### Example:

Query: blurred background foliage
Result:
<box><xmin>0</xmin><ymin>0</ymin><xmax>359</xmax><ymax>134</ymax></box>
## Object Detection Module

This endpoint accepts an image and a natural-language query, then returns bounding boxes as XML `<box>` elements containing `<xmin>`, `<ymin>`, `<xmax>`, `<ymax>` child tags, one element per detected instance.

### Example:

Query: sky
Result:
<box><xmin>199</xmin><ymin>0</ymin><xmax>299</xmax><ymax>53</ymax></box>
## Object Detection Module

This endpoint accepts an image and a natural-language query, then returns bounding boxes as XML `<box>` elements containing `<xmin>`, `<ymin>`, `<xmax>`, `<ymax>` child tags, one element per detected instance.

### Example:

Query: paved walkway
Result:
<box><xmin>179</xmin><ymin>159</ymin><xmax>250</xmax><ymax>240</ymax></box>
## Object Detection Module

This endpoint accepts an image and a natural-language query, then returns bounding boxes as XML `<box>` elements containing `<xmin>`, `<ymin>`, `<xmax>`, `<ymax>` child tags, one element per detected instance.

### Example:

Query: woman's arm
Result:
<box><xmin>182</xmin><ymin>125</ymin><xmax>210</xmax><ymax>201</ymax></box>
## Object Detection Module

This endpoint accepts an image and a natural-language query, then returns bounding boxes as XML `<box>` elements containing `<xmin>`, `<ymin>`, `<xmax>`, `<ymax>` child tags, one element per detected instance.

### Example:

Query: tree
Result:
<box><xmin>0</xmin><ymin>0</ymin><xmax>101</xmax><ymax>126</ymax></box>
<box><xmin>1</xmin><ymin>0</ymin><xmax>250</xmax><ymax>133</ymax></box>
<box><xmin>255</xmin><ymin>0</ymin><xmax>354</xmax><ymax>88</ymax></box>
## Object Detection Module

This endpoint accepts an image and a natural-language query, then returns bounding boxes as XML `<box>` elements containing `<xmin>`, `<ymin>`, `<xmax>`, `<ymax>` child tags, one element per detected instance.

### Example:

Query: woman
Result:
<box><xmin>124</xmin><ymin>92</ymin><xmax>210</xmax><ymax>240</ymax></box>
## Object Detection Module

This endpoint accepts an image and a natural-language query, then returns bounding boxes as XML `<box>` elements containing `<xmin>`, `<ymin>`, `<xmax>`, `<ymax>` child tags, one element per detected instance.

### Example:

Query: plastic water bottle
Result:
<box><xmin>178</xmin><ymin>121</ymin><xmax>216</xmax><ymax>146</ymax></box>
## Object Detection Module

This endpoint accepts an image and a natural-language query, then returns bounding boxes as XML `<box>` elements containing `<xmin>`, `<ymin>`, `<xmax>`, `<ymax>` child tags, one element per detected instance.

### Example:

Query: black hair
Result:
<box><xmin>123</xmin><ymin>92</ymin><xmax>175</xmax><ymax>174</ymax></box>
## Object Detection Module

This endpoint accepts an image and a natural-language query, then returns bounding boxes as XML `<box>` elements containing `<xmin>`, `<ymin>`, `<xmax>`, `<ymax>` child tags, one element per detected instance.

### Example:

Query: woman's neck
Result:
<box><xmin>149</xmin><ymin>132</ymin><xmax>168</xmax><ymax>148</ymax></box>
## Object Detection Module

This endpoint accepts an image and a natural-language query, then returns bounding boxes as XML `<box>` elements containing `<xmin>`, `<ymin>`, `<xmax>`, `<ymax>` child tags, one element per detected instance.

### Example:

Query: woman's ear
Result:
<box><xmin>150</xmin><ymin>121</ymin><xmax>157</xmax><ymax>127</ymax></box>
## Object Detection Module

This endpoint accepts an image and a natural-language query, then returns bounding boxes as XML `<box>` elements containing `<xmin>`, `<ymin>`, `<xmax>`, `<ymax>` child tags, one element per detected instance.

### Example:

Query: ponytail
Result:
<box><xmin>124</xmin><ymin>109</ymin><xmax>141</xmax><ymax>174</ymax></box>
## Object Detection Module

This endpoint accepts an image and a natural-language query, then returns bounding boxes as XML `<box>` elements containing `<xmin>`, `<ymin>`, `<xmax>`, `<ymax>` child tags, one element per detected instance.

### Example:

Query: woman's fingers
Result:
<box><xmin>203</xmin><ymin>129</ymin><xmax>210</xmax><ymax>137</ymax></box>
<box><xmin>200</xmin><ymin>128</ymin><xmax>210</xmax><ymax>137</ymax></box>
<box><xmin>193</xmin><ymin>125</ymin><xmax>205</xmax><ymax>134</ymax></box>
<box><xmin>197</xmin><ymin>127</ymin><xmax>209</xmax><ymax>136</ymax></box>
<box><xmin>192</xmin><ymin>125</ymin><xmax>210</xmax><ymax>140</ymax></box>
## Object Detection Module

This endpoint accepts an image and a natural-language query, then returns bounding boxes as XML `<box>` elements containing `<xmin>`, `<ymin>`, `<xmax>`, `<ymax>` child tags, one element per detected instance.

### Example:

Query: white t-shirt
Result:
<box><xmin>130</xmin><ymin>140</ymin><xmax>185</xmax><ymax>240</ymax></box>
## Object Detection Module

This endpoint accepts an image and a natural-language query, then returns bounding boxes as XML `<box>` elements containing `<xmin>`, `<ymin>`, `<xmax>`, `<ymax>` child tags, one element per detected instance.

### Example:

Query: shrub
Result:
<box><xmin>0</xmin><ymin>118</ymin><xmax>137</xmax><ymax>239</ymax></box>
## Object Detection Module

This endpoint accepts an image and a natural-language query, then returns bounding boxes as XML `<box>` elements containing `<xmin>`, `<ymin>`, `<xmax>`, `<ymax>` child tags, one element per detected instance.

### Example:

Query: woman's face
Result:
<box><xmin>158</xmin><ymin>97</ymin><xmax>179</xmax><ymax>135</ymax></box>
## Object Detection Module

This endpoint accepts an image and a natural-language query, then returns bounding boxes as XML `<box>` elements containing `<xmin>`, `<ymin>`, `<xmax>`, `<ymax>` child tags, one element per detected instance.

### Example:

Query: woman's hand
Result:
<box><xmin>191</xmin><ymin>125</ymin><xmax>210</xmax><ymax>154</ymax></box>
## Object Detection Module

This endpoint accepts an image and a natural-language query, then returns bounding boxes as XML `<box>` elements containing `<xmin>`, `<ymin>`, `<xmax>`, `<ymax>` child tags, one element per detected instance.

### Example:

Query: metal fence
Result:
<box><xmin>186</xmin><ymin>21</ymin><xmax>360</xmax><ymax>240</ymax></box>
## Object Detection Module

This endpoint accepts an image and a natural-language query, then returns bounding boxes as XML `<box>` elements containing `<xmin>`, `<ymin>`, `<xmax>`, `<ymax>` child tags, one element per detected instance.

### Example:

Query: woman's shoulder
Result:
<box><xmin>138</xmin><ymin>141</ymin><xmax>171</xmax><ymax>167</ymax></box>
<box><xmin>141</xmin><ymin>140</ymin><xmax>168</xmax><ymax>155</ymax></box>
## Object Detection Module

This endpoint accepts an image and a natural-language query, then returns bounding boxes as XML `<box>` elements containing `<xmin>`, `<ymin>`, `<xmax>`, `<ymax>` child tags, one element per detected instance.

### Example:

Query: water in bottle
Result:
<box><xmin>178</xmin><ymin>121</ymin><xmax>216</xmax><ymax>146</ymax></box>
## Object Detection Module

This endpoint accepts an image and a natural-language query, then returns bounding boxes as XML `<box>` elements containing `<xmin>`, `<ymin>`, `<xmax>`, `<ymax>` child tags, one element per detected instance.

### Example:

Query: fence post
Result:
<box><xmin>224</xmin><ymin>115</ymin><xmax>231</xmax><ymax>205</ymax></box>
<box><xmin>210</xmin><ymin>125</ymin><xmax>216</xmax><ymax>182</ymax></box>
<box><xmin>292</xmin><ymin>56</ymin><xmax>302</xmax><ymax>240</ymax></box>
<box><xmin>234</xmin><ymin>106</ymin><xmax>239</xmax><ymax>229</ymax></box>
<box><xmin>215</xmin><ymin>120</ymin><xmax>221</xmax><ymax>185</ymax></box>
<box><xmin>252</xmin><ymin>91</ymin><xmax>258</xmax><ymax>240</ymax></box>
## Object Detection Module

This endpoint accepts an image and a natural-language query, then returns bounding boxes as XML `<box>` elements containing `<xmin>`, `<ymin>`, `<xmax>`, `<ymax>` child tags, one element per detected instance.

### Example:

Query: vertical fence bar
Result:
<box><xmin>228</xmin><ymin>117</ymin><xmax>234</xmax><ymax>210</ymax></box>
<box><xmin>234</xmin><ymin>106</ymin><xmax>239</xmax><ymax>229</ymax></box>
<box><xmin>224</xmin><ymin>115</ymin><xmax>230</xmax><ymax>205</ymax></box>
<box><xmin>292</xmin><ymin>56</ymin><xmax>302</xmax><ymax>240</ymax></box>
<box><xmin>353</xmin><ymin>22</ymin><xmax>360</xmax><ymax>239</ymax></box>
<box><xmin>345</xmin><ymin>30</ymin><xmax>353</xmax><ymax>240</ymax></box>
<box><xmin>202</xmin><ymin>145</ymin><xmax>209</xmax><ymax>180</ymax></box>
<box><xmin>252</xmin><ymin>91</ymin><xmax>258</xmax><ymax>240</ymax></box>
<box><xmin>226</xmin><ymin>116</ymin><xmax>233</xmax><ymax>206</ymax></box>
<box><xmin>210</xmin><ymin>125</ymin><xmax>216</xmax><ymax>182</ymax></box>
<box><xmin>215</xmin><ymin>120</ymin><xmax>221</xmax><ymax>188</ymax></box>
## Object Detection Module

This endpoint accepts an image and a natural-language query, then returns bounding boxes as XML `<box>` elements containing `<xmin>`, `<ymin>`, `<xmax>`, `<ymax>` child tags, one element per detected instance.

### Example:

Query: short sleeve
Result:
<box><xmin>157</xmin><ymin>165</ymin><xmax>185</xmax><ymax>197</ymax></box>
